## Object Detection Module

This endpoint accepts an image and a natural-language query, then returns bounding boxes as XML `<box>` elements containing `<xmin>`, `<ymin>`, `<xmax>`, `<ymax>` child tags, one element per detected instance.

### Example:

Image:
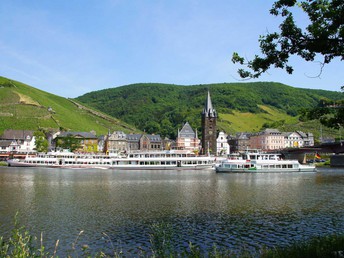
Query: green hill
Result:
<box><xmin>76</xmin><ymin>82</ymin><xmax>343</xmax><ymax>140</ymax></box>
<box><xmin>0</xmin><ymin>76</ymin><xmax>137</xmax><ymax>135</ymax></box>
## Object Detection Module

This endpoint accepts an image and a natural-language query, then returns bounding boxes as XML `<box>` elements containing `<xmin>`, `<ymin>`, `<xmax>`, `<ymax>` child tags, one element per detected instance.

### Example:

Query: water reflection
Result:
<box><xmin>0</xmin><ymin>167</ymin><xmax>343</xmax><ymax>256</ymax></box>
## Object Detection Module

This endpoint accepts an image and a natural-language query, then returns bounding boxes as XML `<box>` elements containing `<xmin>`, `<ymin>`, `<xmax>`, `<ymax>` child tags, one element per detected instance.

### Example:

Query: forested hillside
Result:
<box><xmin>76</xmin><ymin>82</ymin><xmax>342</xmax><ymax>139</ymax></box>
<box><xmin>0</xmin><ymin>76</ymin><xmax>137</xmax><ymax>135</ymax></box>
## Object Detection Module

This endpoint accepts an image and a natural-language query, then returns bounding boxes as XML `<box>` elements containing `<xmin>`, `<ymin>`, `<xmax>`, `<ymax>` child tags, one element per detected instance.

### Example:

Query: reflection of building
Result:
<box><xmin>216</xmin><ymin>131</ymin><xmax>230</xmax><ymax>156</ymax></box>
<box><xmin>176</xmin><ymin>122</ymin><xmax>200</xmax><ymax>151</ymax></box>
<box><xmin>201</xmin><ymin>91</ymin><xmax>217</xmax><ymax>155</ymax></box>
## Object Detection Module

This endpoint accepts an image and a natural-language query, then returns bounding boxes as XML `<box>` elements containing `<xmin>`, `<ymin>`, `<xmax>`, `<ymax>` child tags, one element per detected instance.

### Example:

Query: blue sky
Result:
<box><xmin>1</xmin><ymin>0</ymin><xmax>343</xmax><ymax>98</ymax></box>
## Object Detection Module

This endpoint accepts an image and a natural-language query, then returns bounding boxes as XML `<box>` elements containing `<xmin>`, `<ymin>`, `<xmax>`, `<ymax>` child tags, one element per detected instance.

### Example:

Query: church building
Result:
<box><xmin>201</xmin><ymin>91</ymin><xmax>217</xmax><ymax>155</ymax></box>
<box><xmin>176</xmin><ymin>122</ymin><xmax>200</xmax><ymax>152</ymax></box>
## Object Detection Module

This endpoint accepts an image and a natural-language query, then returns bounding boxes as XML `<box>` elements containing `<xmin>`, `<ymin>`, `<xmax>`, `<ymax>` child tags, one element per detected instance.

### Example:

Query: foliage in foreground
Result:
<box><xmin>232</xmin><ymin>0</ymin><xmax>344</xmax><ymax>80</ymax></box>
<box><xmin>1</xmin><ymin>216</ymin><xmax>343</xmax><ymax>257</ymax></box>
<box><xmin>260</xmin><ymin>234</ymin><xmax>344</xmax><ymax>258</ymax></box>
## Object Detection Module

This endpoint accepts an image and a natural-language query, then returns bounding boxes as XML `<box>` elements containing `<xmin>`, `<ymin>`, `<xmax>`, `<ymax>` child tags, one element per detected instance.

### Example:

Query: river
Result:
<box><xmin>0</xmin><ymin>167</ymin><xmax>343</xmax><ymax>256</ymax></box>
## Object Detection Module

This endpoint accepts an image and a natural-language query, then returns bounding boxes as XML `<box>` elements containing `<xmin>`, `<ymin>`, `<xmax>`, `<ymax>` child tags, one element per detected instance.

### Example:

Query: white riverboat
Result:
<box><xmin>7</xmin><ymin>150</ymin><xmax>215</xmax><ymax>170</ymax></box>
<box><xmin>215</xmin><ymin>150</ymin><xmax>316</xmax><ymax>173</ymax></box>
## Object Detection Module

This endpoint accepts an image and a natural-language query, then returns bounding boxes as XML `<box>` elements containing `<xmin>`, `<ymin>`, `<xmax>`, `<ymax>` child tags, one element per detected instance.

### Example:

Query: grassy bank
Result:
<box><xmin>1</xmin><ymin>217</ymin><xmax>343</xmax><ymax>257</ymax></box>
<box><xmin>0</xmin><ymin>161</ymin><xmax>8</xmax><ymax>166</ymax></box>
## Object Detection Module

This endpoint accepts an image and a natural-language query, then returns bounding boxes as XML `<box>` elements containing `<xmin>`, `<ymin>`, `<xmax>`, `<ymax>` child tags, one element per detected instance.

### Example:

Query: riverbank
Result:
<box><xmin>1</xmin><ymin>219</ymin><xmax>343</xmax><ymax>257</ymax></box>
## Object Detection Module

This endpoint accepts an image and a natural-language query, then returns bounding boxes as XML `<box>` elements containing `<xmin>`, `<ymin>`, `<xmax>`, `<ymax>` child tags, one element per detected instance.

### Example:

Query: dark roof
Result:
<box><xmin>0</xmin><ymin>130</ymin><xmax>34</xmax><ymax>140</ymax></box>
<box><xmin>127</xmin><ymin>134</ymin><xmax>161</xmax><ymax>142</ymax></box>
<box><xmin>146</xmin><ymin>134</ymin><xmax>161</xmax><ymax>142</ymax></box>
<box><xmin>58</xmin><ymin>131</ymin><xmax>97</xmax><ymax>139</ymax></box>
<box><xmin>179</xmin><ymin>122</ymin><xmax>196</xmax><ymax>138</ymax></box>
<box><xmin>0</xmin><ymin>140</ymin><xmax>12</xmax><ymax>147</ymax></box>
<box><xmin>127</xmin><ymin>134</ymin><xmax>142</xmax><ymax>141</ymax></box>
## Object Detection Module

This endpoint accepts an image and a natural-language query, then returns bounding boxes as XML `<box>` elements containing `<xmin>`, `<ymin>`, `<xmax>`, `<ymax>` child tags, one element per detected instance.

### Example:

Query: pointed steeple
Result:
<box><xmin>202</xmin><ymin>91</ymin><xmax>217</xmax><ymax>118</ymax></box>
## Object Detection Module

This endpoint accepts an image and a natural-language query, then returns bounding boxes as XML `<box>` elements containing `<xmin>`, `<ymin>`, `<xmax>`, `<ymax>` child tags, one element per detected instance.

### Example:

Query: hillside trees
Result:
<box><xmin>232</xmin><ymin>0</ymin><xmax>344</xmax><ymax>128</ymax></box>
<box><xmin>76</xmin><ymin>82</ymin><xmax>342</xmax><ymax>138</ymax></box>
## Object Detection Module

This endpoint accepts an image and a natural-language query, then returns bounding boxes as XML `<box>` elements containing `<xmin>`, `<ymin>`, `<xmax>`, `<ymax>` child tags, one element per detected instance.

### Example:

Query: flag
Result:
<box><xmin>315</xmin><ymin>153</ymin><xmax>321</xmax><ymax>159</ymax></box>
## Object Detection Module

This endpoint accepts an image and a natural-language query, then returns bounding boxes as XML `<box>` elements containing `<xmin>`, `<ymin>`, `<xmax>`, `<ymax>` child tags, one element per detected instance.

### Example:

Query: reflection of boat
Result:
<box><xmin>7</xmin><ymin>150</ymin><xmax>215</xmax><ymax>170</ymax></box>
<box><xmin>215</xmin><ymin>150</ymin><xmax>316</xmax><ymax>173</ymax></box>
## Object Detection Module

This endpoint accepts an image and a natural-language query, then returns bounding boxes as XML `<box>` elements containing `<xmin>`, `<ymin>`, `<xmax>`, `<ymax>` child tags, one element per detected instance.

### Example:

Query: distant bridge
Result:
<box><xmin>280</xmin><ymin>141</ymin><xmax>344</xmax><ymax>164</ymax></box>
<box><xmin>281</xmin><ymin>141</ymin><xmax>344</xmax><ymax>155</ymax></box>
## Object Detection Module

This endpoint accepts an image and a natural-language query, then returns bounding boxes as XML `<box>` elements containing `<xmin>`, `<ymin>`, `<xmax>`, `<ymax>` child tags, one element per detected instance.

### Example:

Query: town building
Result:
<box><xmin>201</xmin><ymin>91</ymin><xmax>217</xmax><ymax>155</ymax></box>
<box><xmin>0</xmin><ymin>129</ymin><xmax>36</xmax><ymax>152</ymax></box>
<box><xmin>216</xmin><ymin>131</ymin><xmax>230</xmax><ymax>156</ymax></box>
<box><xmin>249</xmin><ymin>129</ymin><xmax>285</xmax><ymax>150</ymax></box>
<box><xmin>228</xmin><ymin>132</ymin><xmax>251</xmax><ymax>152</ymax></box>
<box><xmin>107</xmin><ymin>131</ymin><xmax>127</xmax><ymax>153</ymax></box>
<box><xmin>283</xmin><ymin>131</ymin><xmax>315</xmax><ymax>148</ymax></box>
<box><xmin>298</xmin><ymin>131</ymin><xmax>314</xmax><ymax>146</ymax></box>
<box><xmin>176</xmin><ymin>122</ymin><xmax>200</xmax><ymax>152</ymax></box>
<box><xmin>126</xmin><ymin>133</ymin><xmax>162</xmax><ymax>152</ymax></box>
<box><xmin>283</xmin><ymin>131</ymin><xmax>303</xmax><ymax>148</ymax></box>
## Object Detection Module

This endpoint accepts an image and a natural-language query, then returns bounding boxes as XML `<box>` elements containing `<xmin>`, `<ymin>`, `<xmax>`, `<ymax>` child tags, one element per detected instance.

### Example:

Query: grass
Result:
<box><xmin>218</xmin><ymin>105</ymin><xmax>299</xmax><ymax>134</ymax></box>
<box><xmin>0</xmin><ymin>76</ymin><xmax>138</xmax><ymax>135</ymax></box>
<box><xmin>260</xmin><ymin>235</ymin><xmax>344</xmax><ymax>258</ymax></box>
<box><xmin>1</xmin><ymin>215</ymin><xmax>343</xmax><ymax>258</ymax></box>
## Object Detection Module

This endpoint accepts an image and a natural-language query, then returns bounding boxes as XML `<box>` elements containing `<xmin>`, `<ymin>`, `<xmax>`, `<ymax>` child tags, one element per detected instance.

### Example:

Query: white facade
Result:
<box><xmin>216</xmin><ymin>131</ymin><xmax>230</xmax><ymax>156</ymax></box>
<box><xmin>284</xmin><ymin>132</ymin><xmax>303</xmax><ymax>148</ymax></box>
<box><xmin>20</xmin><ymin>135</ymin><xmax>36</xmax><ymax>152</ymax></box>
<box><xmin>0</xmin><ymin>130</ymin><xmax>36</xmax><ymax>153</ymax></box>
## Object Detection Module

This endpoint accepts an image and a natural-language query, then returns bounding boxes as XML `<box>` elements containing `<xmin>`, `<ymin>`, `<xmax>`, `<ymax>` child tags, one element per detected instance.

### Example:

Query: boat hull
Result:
<box><xmin>6</xmin><ymin>150</ymin><xmax>216</xmax><ymax>170</ymax></box>
<box><xmin>215</xmin><ymin>167</ymin><xmax>316</xmax><ymax>173</ymax></box>
<box><xmin>7</xmin><ymin>159</ymin><xmax>214</xmax><ymax>170</ymax></box>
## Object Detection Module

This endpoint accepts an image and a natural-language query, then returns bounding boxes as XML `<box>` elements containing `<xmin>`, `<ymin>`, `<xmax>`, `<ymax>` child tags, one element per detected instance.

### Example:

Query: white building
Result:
<box><xmin>216</xmin><ymin>131</ymin><xmax>230</xmax><ymax>156</ymax></box>
<box><xmin>283</xmin><ymin>132</ymin><xmax>303</xmax><ymax>148</ymax></box>
<box><xmin>0</xmin><ymin>130</ymin><xmax>36</xmax><ymax>152</ymax></box>
<box><xmin>283</xmin><ymin>131</ymin><xmax>315</xmax><ymax>148</ymax></box>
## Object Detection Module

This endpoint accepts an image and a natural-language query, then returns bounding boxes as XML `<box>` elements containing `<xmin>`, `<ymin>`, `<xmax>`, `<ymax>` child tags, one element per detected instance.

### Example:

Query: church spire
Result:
<box><xmin>202</xmin><ymin>91</ymin><xmax>217</xmax><ymax>118</ymax></box>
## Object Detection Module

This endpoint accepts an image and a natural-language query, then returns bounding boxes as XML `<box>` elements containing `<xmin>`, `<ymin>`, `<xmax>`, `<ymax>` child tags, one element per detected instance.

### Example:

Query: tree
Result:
<box><xmin>56</xmin><ymin>134</ymin><xmax>82</xmax><ymax>152</ymax></box>
<box><xmin>304</xmin><ymin>94</ymin><xmax>344</xmax><ymax>129</ymax></box>
<box><xmin>232</xmin><ymin>0</ymin><xmax>344</xmax><ymax>129</ymax></box>
<box><xmin>34</xmin><ymin>131</ymin><xmax>49</xmax><ymax>153</ymax></box>
<box><xmin>232</xmin><ymin>0</ymin><xmax>344</xmax><ymax>79</ymax></box>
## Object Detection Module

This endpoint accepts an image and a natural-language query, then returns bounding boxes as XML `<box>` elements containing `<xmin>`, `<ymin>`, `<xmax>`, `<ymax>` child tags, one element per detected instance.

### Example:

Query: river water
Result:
<box><xmin>0</xmin><ymin>167</ymin><xmax>343</xmax><ymax>256</ymax></box>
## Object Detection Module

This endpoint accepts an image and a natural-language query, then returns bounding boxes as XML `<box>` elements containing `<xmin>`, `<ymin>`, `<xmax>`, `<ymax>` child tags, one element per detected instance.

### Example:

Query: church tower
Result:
<box><xmin>201</xmin><ymin>91</ymin><xmax>217</xmax><ymax>155</ymax></box>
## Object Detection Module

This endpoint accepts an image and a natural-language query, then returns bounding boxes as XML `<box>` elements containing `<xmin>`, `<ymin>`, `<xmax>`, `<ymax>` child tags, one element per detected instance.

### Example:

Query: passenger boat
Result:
<box><xmin>7</xmin><ymin>150</ymin><xmax>215</xmax><ymax>170</ymax></box>
<box><xmin>215</xmin><ymin>149</ymin><xmax>316</xmax><ymax>173</ymax></box>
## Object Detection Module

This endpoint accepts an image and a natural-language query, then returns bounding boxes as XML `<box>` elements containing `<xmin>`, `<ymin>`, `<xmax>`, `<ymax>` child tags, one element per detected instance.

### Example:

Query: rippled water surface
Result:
<box><xmin>0</xmin><ymin>167</ymin><xmax>343</xmax><ymax>256</ymax></box>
